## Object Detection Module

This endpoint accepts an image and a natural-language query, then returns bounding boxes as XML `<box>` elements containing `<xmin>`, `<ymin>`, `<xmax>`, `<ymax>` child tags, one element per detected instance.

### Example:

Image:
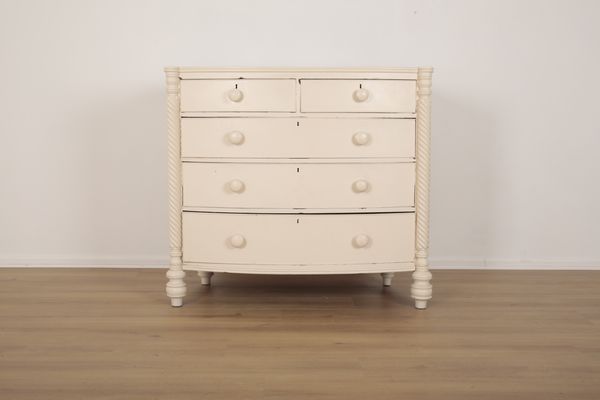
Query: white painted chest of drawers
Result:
<box><xmin>164</xmin><ymin>67</ymin><xmax>433</xmax><ymax>309</ymax></box>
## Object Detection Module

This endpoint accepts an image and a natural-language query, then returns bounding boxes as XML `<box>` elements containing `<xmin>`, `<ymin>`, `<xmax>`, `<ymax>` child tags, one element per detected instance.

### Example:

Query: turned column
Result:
<box><xmin>165</xmin><ymin>67</ymin><xmax>186</xmax><ymax>307</ymax></box>
<box><xmin>411</xmin><ymin>67</ymin><xmax>433</xmax><ymax>309</ymax></box>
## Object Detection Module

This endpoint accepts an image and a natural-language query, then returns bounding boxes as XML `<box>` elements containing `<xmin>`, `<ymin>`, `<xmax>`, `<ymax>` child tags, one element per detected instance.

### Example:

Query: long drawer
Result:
<box><xmin>182</xmin><ymin>212</ymin><xmax>415</xmax><ymax>265</ymax></box>
<box><xmin>181</xmin><ymin>118</ymin><xmax>415</xmax><ymax>159</ymax></box>
<box><xmin>182</xmin><ymin>162</ymin><xmax>415</xmax><ymax>210</ymax></box>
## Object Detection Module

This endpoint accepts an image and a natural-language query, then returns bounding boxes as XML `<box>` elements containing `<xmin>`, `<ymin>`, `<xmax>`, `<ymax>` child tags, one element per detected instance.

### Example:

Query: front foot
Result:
<box><xmin>414</xmin><ymin>299</ymin><xmax>428</xmax><ymax>309</ymax></box>
<box><xmin>166</xmin><ymin>267</ymin><xmax>186</xmax><ymax>307</ymax></box>
<box><xmin>411</xmin><ymin>263</ymin><xmax>432</xmax><ymax>310</ymax></box>
<box><xmin>199</xmin><ymin>271</ymin><xmax>214</xmax><ymax>286</ymax></box>
<box><xmin>170</xmin><ymin>297</ymin><xmax>183</xmax><ymax>307</ymax></box>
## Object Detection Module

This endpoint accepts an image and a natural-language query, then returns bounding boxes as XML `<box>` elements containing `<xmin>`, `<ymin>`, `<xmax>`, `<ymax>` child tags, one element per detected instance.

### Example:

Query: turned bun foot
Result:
<box><xmin>199</xmin><ymin>271</ymin><xmax>214</xmax><ymax>286</ymax></box>
<box><xmin>381</xmin><ymin>272</ymin><xmax>394</xmax><ymax>287</ymax></box>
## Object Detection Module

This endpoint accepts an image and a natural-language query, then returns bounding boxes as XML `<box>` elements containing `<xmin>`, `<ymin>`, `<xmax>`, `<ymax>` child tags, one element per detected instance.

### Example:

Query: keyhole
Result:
<box><xmin>235</xmin><ymin>83</ymin><xmax>238</xmax><ymax>89</ymax></box>
<box><xmin>296</xmin><ymin>167</ymin><xmax>300</xmax><ymax>173</ymax></box>
<box><xmin>359</xmin><ymin>83</ymin><xmax>362</xmax><ymax>89</ymax></box>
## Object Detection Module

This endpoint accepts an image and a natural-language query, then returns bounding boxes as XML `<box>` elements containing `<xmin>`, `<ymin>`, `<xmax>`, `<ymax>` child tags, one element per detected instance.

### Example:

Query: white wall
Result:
<box><xmin>1</xmin><ymin>0</ymin><xmax>599</xmax><ymax>268</ymax></box>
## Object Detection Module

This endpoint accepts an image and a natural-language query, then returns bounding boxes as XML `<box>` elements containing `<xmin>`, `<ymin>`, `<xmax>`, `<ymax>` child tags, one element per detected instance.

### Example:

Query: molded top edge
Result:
<box><xmin>164</xmin><ymin>66</ymin><xmax>430</xmax><ymax>73</ymax></box>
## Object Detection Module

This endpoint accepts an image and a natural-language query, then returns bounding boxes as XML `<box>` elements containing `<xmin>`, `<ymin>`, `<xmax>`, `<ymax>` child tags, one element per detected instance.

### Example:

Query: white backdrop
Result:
<box><xmin>1</xmin><ymin>0</ymin><xmax>599</xmax><ymax>268</ymax></box>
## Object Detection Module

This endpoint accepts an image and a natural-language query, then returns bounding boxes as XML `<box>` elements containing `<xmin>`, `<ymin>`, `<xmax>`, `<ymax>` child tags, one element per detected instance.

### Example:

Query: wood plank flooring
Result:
<box><xmin>0</xmin><ymin>268</ymin><xmax>599</xmax><ymax>399</ymax></box>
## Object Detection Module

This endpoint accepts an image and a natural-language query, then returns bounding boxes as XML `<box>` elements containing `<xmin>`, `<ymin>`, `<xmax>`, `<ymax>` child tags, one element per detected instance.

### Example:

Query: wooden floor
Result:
<box><xmin>1</xmin><ymin>269</ymin><xmax>599</xmax><ymax>399</ymax></box>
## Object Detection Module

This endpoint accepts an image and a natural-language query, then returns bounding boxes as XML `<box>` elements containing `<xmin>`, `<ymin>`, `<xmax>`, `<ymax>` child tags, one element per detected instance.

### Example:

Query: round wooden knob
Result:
<box><xmin>227</xmin><ymin>88</ymin><xmax>244</xmax><ymax>102</ymax></box>
<box><xmin>352</xmin><ymin>132</ymin><xmax>371</xmax><ymax>145</ymax></box>
<box><xmin>229</xmin><ymin>234</ymin><xmax>246</xmax><ymax>248</ymax></box>
<box><xmin>353</xmin><ymin>88</ymin><xmax>369</xmax><ymax>102</ymax></box>
<box><xmin>226</xmin><ymin>131</ymin><xmax>245</xmax><ymax>145</ymax></box>
<box><xmin>352</xmin><ymin>180</ymin><xmax>370</xmax><ymax>193</ymax></box>
<box><xmin>352</xmin><ymin>234</ymin><xmax>370</xmax><ymax>248</ymax></box>
<box><xmin>228</xmin><ymin>179</ymin><xmax>245</xmax><ymax>193</ymax></box>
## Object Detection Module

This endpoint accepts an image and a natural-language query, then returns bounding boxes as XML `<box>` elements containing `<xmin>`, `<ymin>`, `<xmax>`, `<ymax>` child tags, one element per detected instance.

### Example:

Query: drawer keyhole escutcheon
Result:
<box><xmin>226</xmin><ymin>131</ymin><xmax>245</xmax><ymax>145</ymax></box>
<box><xmin>352</xmin><ymin>132</ymin><xmax>371</xmax><ymax>146</ymax></box>
<box><xmin>352</xmin><ymin>234</ymin><xmax>371</xmax><ymax>248</ymax></box>
<box><xmin>227</xmin><ymin>179</ymin><xmax>245</xmax><ymax>193</ymax></box>
<box><xmin>228</xmin><ymin>234</ymin><xmax>246</xmax><ymax>248</ymax></box>
<box><xmin>352</xmin><ymin>179</ymin><xmax>370</xmax><ymax>193</ymax></box>
<box><xmin>227</xmin><ymin>85</ymin><xmax>244</xmax><ymax>102</ymax></box>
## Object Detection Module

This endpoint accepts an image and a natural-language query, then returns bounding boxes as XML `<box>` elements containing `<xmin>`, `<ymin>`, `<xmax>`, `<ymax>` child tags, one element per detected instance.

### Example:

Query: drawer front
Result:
<box><xmin>182</xmin><ymin>162</ymin><xmax>414</xmax><ymax>210</ymax></box>
<box><xmin>300</xmin><ymin>79</ymin><xmax>416</xmax><ymax>113</ymax></box>
<box><xmin>180</xmin><ymin>79</ymin><xmax>296</xmax><ymax>112</ymax></box>
<box><xmin>182</xmin><ymin>212</ymin><xmax>415</xmax><ymax>264</ymax></box>
<box><xmin>181</xmin><ymin>118</ymin><xmax>415</xmax><ymax>159</ymax></box>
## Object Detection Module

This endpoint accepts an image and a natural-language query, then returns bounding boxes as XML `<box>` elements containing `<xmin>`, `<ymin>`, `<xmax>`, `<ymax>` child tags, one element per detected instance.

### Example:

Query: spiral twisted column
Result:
<box><xmin>165</xmin><ymin>68</ymin><xmax>186</xmax><ymax>307</ymax></box>
<box><xmin>411</xmin><ymin>67</ymin><xmax>433</xmax><ymax>309</ymax></box>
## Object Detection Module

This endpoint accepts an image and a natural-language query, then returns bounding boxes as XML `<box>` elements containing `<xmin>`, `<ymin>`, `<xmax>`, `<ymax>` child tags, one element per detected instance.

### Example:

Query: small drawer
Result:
<box><xmin>300</xmin><ymin>79</ymin><xmax>416</xmax><ymax>113</ymax></box>
<box><xmin>182</xmin><ymin>212</ymin><xmax>415</xmax><ymax>264</ymax></box>
<box><xmin>182</xmin><ymin>162</ymin><xmax>414</xmax><ymax>210</ymax></box>
<box><xmin>180</xmin><ymin>79</ymin><xmax>296</xmax><ymax>112</ymax></box>
<box><xmin>181</xmin><ymin>118</ymin><xmax>415</xmax><ymax>159</ymax></box>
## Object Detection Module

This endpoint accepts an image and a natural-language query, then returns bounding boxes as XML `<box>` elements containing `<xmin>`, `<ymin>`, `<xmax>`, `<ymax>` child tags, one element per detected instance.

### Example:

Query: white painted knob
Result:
<box><xmin>352</xmin><ymin>234</ymin><xmax>370</xmax><ymax>248</ymax></box>
<box><xmin>352</xmin><ymin>179</ymin><xmax>370</xmax><ymax>193</ymax></box>
<box><xmin>229</xmin><ymin>234</ymin><xmax>246</xmax><ymax>248</ymax></box>
<box><xmin>227</xmin><ymin>88</ymin><xmax>244</xmax><ymax>102</ymax></box>
<box><xmin>226</xmin><ymin>131</ymin><xmax>245</xmax><ymax>145</ymax></box>
<box><xmin>228</xmin><ymin>179</ymin><xmax>245</xmax><ymax>193</ymax></box>
<box><xmin>353</xmin><ymin>88</ymin><xmax>369</xmax><ymax>102</ymax></box>
<box><xmin>352</xmin><ymin>132</ymin><xmax>371</xmax><ymax>145</ymax></box>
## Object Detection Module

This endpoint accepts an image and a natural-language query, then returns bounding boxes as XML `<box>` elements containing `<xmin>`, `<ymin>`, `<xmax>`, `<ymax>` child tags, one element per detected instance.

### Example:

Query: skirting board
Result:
<box><xmin>0</xmin><ymin>257</ymin><xmax>599</xmax><ymax>270</ymax></box>
<box><xmin>0</xmin><ymin>255</ymin><xmax>167</xmax><ymax>268</ymax></box>
<box><xmin>429</xmin><ymin>257</ymin><xmax>600</xmax><ymax>270</ymax></box>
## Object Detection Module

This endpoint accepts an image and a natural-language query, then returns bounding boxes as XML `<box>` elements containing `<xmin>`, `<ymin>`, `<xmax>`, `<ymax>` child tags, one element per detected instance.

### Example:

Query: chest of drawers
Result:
<box><xmin>164</xmin><ymin>67</ymin><xmax>433</xmax><ymax>309</ymax></box>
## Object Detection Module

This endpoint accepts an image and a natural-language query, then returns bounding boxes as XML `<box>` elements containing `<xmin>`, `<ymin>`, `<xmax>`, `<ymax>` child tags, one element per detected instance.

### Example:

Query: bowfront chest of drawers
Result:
<box><xmin>165</xmin><ymin>67</ymin><xmax>433</xmax><ymax>309</ymax></box>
